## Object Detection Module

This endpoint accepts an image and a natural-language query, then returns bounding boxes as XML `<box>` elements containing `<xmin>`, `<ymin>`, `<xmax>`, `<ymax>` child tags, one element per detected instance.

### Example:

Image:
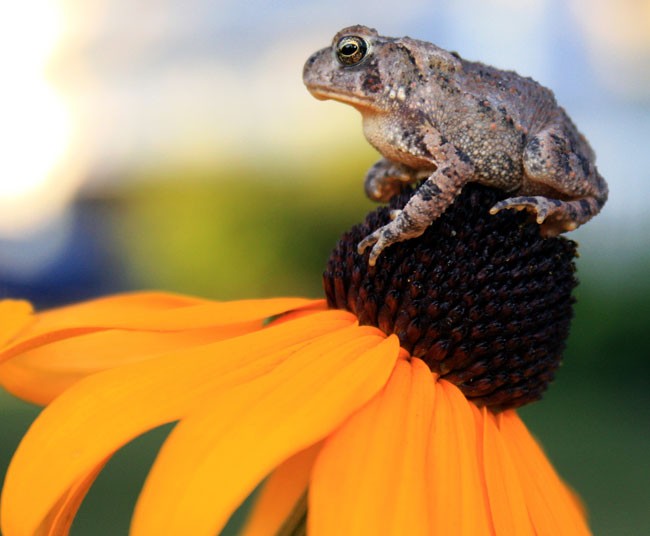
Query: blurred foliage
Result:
<box><xmin>112</xmin><ymin>153</ymin><xmax>378</xmax><ymax>300</ymax></box>
<box><xmin>1</xmin><ymin>159</ymin><xmax>649</xmax><ymax>535</ymax></box>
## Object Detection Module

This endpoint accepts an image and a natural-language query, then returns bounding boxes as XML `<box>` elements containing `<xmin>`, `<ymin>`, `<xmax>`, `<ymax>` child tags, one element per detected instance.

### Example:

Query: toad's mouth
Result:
<box><xmin>307</xmin><ymin>86</ymin><xmax>375</xmax><ymax>111</ymax></box>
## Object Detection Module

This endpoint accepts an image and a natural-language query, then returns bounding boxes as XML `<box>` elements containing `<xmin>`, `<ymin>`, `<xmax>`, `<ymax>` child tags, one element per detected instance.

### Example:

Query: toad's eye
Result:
<box><xmin>336</xmin><ymin>36</ymin><xmax>368</xmax><ymax>66</ymax></box>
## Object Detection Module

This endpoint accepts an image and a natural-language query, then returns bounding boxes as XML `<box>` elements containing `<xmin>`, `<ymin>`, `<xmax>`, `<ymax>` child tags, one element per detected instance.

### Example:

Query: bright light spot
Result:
<box><xmin>0</xmin><ymin>1</ymin><xmax>79</xmax><ymax>238</ymax></box>
<box><xmin>570</xmin><ymin>0</ymin><xmax>650</xmax><ymax>99</ymax></box>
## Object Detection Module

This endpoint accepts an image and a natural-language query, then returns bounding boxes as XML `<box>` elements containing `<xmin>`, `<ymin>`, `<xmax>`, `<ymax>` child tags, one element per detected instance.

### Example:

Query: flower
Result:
<box><xmin>0</xmin><ymin>185</ymin><xmax>590</xmax><ymax>535</ymax></box>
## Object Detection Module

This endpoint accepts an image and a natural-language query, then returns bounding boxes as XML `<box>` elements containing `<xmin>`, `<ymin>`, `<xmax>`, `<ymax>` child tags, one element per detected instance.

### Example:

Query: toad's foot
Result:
<box><xmin>356</xmin><ymin>224</ymin><xmax>397</xmax><ymax>267</ymax></box>
<box><xmin>364</xmin><ymin>159</ymin><xmax>424</xmax><ymax>202</ymax></box>
<box><xmin>489</xmin><ymin>195</ymin><xmax>598</xmax><ymax>236</ymax></box>
<box><xmin>357</xmin><ymin>210</ymin><xmax>424</xmax><ymax>266</ymax></box>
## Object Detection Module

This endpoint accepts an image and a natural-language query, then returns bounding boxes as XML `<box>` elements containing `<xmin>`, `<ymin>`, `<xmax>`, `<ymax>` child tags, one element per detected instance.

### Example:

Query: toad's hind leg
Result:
<box><xmin>490</xmin><ymin>193</ymin><xmax>605</xmax><ymax>236</ymax></box>
<box><xmin>491</xmin><ymin>125</ymin><xmax>608</xmax><ymax>236</ymax></box>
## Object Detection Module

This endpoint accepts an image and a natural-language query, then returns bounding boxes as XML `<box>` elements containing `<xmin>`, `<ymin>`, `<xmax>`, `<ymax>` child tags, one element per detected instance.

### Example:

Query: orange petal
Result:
<box><xmin>6</xmin><ymin>292</ymin><xmax>207</xmax><ymax>351</ymax></box>
<box><xmin>497</xmin><ymin>410</ymin><xmax>591</xmax><ymax>535</ymax></box>
<box><xmin>425</xmin><ymin>380</ymin><xmax>493</xmax><ymax>535</ymax></box>
<box><xmin>242</xmin><ymin>442</ymin><xmax>323</xmax><ymax>536</ymax></box>
<box><xmin>309</xmin><ymin>357</ymin><xmax>436</xmax><ymax>536</ymax></box>
<box><xmin>0</xmin><ymin>309</ymin><xmax>355</xmax><ymax>536</ymax></box>
<box><xmin>39</xmin><ymin>459</ymin><xmax>108</xmax><ymax>536</ymax></box>
<box><xmin>480</xmin><ymin>407</ymin><xmax>535</xmax><ymax>535</ymax></box>
<box><xmin>130</xmin><ymin>329</ymin><xmax>400</xmax><ymax>536</ymax></box>
<box><xmin>0</xmin><ymin>300</ymin><xmax>33</xmax><ymax>351</ymax></box>
<box><xmin>1</xmin><ymin>293</ymin><xmax>323</xmax><ymax>363</ymax></box>
<box><xmin>0</xmin><ymin>320</ymin><xmax>261</xmax><ymax>405</ymax></box>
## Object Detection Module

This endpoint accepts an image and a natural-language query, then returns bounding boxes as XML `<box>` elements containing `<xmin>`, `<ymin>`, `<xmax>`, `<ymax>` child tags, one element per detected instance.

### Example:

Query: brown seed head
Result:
<box><xmin>323</xmin><ymin>184</ymin><xmax>578</xmax><ymax>410</ymax></box>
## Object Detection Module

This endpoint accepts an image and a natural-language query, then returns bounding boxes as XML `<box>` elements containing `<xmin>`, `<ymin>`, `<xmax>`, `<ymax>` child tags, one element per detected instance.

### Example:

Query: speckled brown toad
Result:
<box><xmin>303</xmin><ymin>25</ymin><xmax>608</xmax><ymax>265</ymax></box>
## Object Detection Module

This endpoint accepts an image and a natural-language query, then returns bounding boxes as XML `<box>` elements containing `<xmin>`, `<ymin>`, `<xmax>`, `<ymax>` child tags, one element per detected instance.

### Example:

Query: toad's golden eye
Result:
<box><xmin>336</xmin><ymin>36</ymin><xmax>368</xmax><ymax>66</ymax></box>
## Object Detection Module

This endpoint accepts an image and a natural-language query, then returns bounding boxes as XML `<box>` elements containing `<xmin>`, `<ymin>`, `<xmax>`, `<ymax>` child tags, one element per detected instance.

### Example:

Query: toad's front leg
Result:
<box><xmin>364</xmin><ymin>158</ymin><xmax>429</xmax><ymax>202</ymax></box>
<box><xmin>358</xmin><ymin>163</ymin><xmax>470</xmax><ymax>266</ymax></box>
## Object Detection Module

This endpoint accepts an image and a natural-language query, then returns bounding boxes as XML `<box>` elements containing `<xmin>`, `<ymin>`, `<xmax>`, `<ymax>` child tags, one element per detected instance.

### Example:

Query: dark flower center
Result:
<box><xmin>323</xmin><ymin>184</ymin><xmax>578</xmax><ymax>411</ymax></box>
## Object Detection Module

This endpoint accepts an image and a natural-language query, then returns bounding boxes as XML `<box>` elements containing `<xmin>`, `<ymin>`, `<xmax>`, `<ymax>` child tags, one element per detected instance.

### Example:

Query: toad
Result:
<box><xmin>303</xmin><ymin>25</ymin><xmax>608</xmax><ymax>265</ymax></box>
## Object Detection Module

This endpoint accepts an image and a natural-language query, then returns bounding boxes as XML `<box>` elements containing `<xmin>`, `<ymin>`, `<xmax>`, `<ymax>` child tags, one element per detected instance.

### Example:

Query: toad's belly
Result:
<box><xmin>362</xmin><ymin>114</ymin><xmax>437</xmax><ymax>170</ymax></box>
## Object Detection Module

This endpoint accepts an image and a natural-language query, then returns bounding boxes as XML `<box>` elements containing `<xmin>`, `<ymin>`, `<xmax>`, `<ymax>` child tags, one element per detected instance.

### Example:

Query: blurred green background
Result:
<box><xmin>2</xmin><ymin>0</ymin><xmax>650</xmax><ymax>534</ymax></box>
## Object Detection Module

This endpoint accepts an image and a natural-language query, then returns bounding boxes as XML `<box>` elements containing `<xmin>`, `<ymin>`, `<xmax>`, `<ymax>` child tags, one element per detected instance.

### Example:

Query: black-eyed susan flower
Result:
<box><xmin>0</xmin><ymin>185</ymin><xmax>590</xmax><ymax>535</ymax></box>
